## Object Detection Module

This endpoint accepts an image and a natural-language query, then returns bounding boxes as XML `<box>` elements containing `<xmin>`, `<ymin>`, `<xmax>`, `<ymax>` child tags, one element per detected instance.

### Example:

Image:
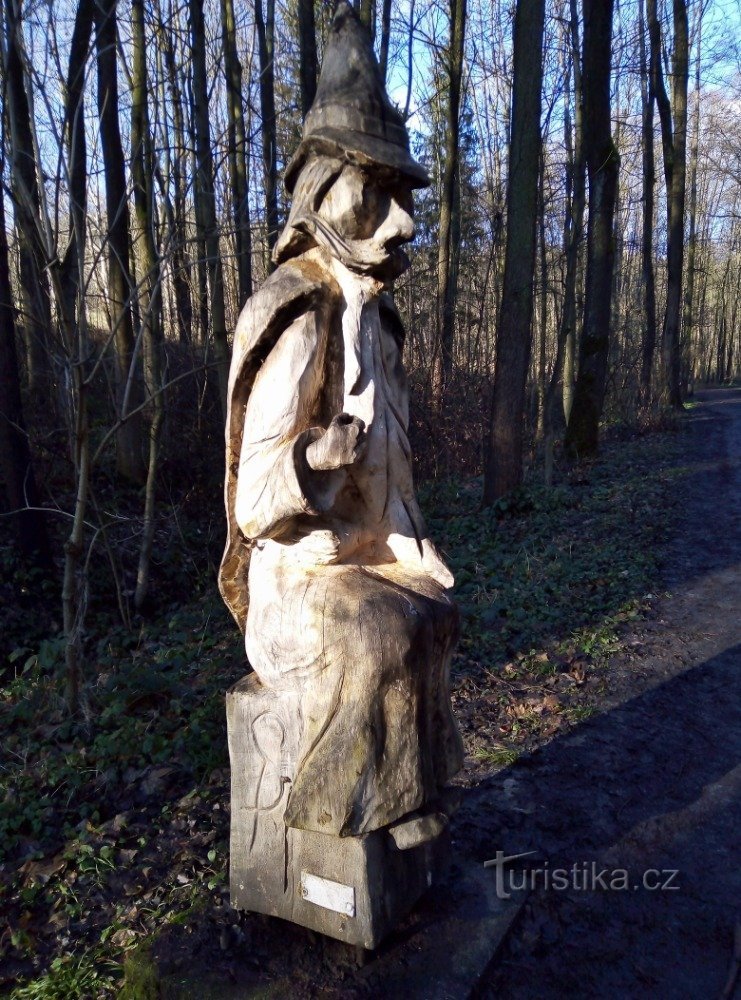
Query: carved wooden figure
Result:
<box><xmin>220</xmin><ymin>1</ymin><xmax>463</xmax><ymax>948</ymax></box>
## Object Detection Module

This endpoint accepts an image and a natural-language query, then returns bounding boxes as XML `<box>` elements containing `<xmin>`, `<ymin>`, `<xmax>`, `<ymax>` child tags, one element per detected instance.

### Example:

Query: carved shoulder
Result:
<box><xmin>232</xmin><ymin>260</ymin><xmax>338</xmax><ymax>372</ymax></box>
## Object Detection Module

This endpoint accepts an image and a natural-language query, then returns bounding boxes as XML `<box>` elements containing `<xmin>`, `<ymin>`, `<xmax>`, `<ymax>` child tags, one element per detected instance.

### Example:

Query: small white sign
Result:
<box><xmin>300</xmin><ymin>871</ymin><xmax>356</xmax><ymax>917</ymax></box>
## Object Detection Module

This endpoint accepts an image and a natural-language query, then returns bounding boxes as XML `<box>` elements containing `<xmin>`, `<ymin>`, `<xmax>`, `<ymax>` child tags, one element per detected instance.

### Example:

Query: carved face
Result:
<box><xmin>317</xmin><ymin>163</ymin><xmax>415</xmax><ymax>266</ymax></box>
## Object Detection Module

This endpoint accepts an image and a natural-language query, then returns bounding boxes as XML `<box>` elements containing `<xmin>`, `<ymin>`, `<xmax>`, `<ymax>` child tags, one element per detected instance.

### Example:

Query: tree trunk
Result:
<box><xmin>379</xmin><ymin>0</ymin><xmax>392</xmax><ymax>81</ymax></box>
<box><xmin>221</xmin><ymin>0</ymin><xmax>253</xmax><ymax>304</ymax></box>
<box><xmin>648</xmin><ymin>0</ymin><xmax>689</xmax><ymax>408</ymax></box>
<box><xmin>3</xmin><ymin>0</ymin><xmax>52</xmax><ymax>396</ymax></box>
<box><xmin>563</xmin><ymin>0</ymin><xmax>619</xmax><ymax>460</ymax></box>
<box><xmin>60</xmin><ymin>0</ymin><xmax>94</xmax><ymax>352</ymax></box>
<box><xmin>536</xmin><ymin>159</ymin><xmax>548</xmax><ymax>441</ymax></box>
<box><xmin>638</xmin><ymin>0</ymin><xmax>658</xmax><ymax>398</ymax></box>
<box><xmin>483</xmin><ymin>0</ymin><xmax>545</xmax><ymax>501</ymax></box>
<box><xmin>431</xmin><ymin>0</ymin><xmax>466</xmax><ymax>410</ymax></box>
<box><xmin>131</xmin><ymin>0</ymin><xmax>165</xmax><ymax>610</ymax></box>
<box><xmin>544</xmin><ymin>17</ymin><xmax>583</xmax><ymax>485</ymax></box>
<box><xmin>559</xmin><ymin>0</ymin><xmax>585</xmax><ymax>428</ymax></box>
<box><xmin>94</xmin><ymin>0</ymin><xmax>146</xmax><ymax>482</ymax></box>
<box><xmin>0</xmin><ymin>159</ymin><xmax>50</xmax><ymax>567</ymax></box>
<box><xmin>189</xmin><ymin>0</ymin><xmax>230</xmax><ymax>418</ymax></box>
<box><xmin>662</xmin><ymin>0</ymin><xmax>689</xmax><ymax>407</ymax></box>
<box><xmin>255</xmin><ymin>0</ymin><xmax>279</xmax><ymax>261</ymax></box>
<box><xmin>297</xmin><ymin>0</ymin><xmax>317</xmax><ymax>117</ymax></box>
<box><xmin>682</xmin><ymin>16</ymin><xmax>700</xmax><ymax>395</ymax></box>
<box><xmin>61</xmin><ymin>339</ymin><xmax>90</xmax><ymax>716</ymax></box>
<box><xmin>157</xmin><ymin>0</ymin><xmax>193</xmax><ymax>344</ymax></box>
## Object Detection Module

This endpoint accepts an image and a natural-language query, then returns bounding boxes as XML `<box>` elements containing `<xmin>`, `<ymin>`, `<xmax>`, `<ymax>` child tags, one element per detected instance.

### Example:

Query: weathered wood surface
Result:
<box><xmin>220</xmin><ymin>1</ymin><xmax>462</xmax><ymax>948</ymax></box>
<box><xmin>227</xmin><ymin>674</ymin><xmax>453</xmax><ymax>948</ymax></box>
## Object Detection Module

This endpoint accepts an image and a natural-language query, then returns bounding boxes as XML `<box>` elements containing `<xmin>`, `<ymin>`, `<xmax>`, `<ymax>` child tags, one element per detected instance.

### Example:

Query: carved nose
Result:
<box><xmin>379</xmin><ymin>200</ymin><xmax>414</xmax><ymax>247</ymax></box>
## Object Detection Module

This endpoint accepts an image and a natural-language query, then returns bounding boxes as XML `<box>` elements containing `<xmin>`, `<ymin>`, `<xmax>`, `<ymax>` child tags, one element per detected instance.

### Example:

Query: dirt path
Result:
<box><xmin>475</xmin><ymin>387</ymin><xmax>741</xmax><ymax>999</ymax></box>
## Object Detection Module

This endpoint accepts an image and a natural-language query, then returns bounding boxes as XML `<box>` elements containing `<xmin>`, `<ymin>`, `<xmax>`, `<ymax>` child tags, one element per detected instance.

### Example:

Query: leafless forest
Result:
<box><xmin>1</xmin><ymin>0</ymin><xmax>740</xmax><ymax>710</ymax></box>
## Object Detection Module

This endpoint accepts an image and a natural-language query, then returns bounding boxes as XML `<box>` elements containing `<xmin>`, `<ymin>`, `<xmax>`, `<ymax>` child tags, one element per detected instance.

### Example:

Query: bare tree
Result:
<box><xmin>564</xmin><ymin>0</ymin><xmax>620</xmax><ymax>458</ymax></box>
<box><xmin>297</xmin><ymin>0</ymin><xmax>317</xmax><ymax>116</ymax></box>
<box><xmin>431</xmin><ymin>0</ymin><xmax>467</xmax><ymax>410</ymax></box>
<box><xmin>94</xmin><ymin>0</ymin><xmax>146</xmax><ymax>482</ymax></box>
<box><xmin>682</xmin><ymin>11</ymin><xmax>701</xmax><ymax>394</ymax></box>
<box><xmin>131</xmin><ymin>0</ymin><xmax>165</xmax><ymax>609</ymax></box>
<box><xmin>483</xmin><ymin>0</ymin><xmax>545</xmax><ymax>500</ymax></box>
<box><xmin>0</xmin><ymin>160</ymin><xmax>50</xmax><ymax>567</ymax></box>
<box><xmin>221</xmin><ymin>0</ymin><xmax>253</xmax><ymax>304</ymax></box>
<box><xmin>648</xmin><ymin>0</ymin><xmax>689</xmax><ymax>407</ymax></box>
<box><xmin>59</xmin><ymin>0</ymin><xmax>94</xmax><ymax>346</ymax></box>
<box><xmin>256</xmin><ymin>0</ymin><xmax>279</xmax><ymax>260</ymax></box>
<box><xmin>189</xmin><ymin>0</ymin><xmax>230</xmax><ymax>417</ymax></box>
<box><xmin>639</xmin><ymin>0</ymin><xmax>658</xmax><ymax>397</ymax></box>
<box><xmin>155</xmin><ymin>0</ymin><xmax>193</xmax><ymax>344</ymax></box>
<box><xmin>2</xmin><ymin>0</ymin><xmax>52</xmax><ymax>395</ymax></box>
<box><xmin>560</xmin><ymin>0</ymin><xmax>586</xmax><ymax>427</ymax></box>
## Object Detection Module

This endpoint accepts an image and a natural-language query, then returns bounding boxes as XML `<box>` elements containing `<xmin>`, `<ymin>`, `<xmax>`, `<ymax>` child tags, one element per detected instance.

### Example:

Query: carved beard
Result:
<box><xmin>297</xmin><ymin>214</ymin><xmax>410</xmax><ymax>281</ymax></box>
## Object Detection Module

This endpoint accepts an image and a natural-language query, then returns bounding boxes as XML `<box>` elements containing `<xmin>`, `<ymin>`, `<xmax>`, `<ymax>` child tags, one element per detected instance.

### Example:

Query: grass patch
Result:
<box><xmin>471</xmin><ymin>746</ymin><xmax>521</xmax><ymax>767</ymax></box>
<box><xmin>422</xmin><ymin>429</ymin><xmax>688</xmax><ymax>673</ymax></box>
<box><xmin>8</xmin><ymin>950</ymin><xmax>121</xmax><ymax>999</ymax></box>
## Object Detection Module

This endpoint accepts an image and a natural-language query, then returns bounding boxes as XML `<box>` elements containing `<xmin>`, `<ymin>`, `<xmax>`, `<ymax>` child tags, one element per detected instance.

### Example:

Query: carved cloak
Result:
<box><xmin>219</xmin><ymin>253</ymin><xmax>463</xmax><ymax>837</ymax></box>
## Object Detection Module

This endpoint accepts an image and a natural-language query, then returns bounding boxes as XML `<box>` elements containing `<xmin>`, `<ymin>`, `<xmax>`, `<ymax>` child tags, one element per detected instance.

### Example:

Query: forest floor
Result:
<box><xmin>1</xmin><ymin>387</ymin><xmax>739</xmax><ymax>998</ymax></box>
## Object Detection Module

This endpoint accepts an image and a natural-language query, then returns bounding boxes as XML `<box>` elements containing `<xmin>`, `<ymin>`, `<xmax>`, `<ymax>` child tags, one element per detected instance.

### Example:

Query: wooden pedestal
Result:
<box><xmin>227</xmin><ymin>673</ymin><xmax>451</xmax><ymax>949</ymax></box>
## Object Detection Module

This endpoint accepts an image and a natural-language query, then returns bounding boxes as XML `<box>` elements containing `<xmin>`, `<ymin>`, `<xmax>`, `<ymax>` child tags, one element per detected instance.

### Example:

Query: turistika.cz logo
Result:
<box><xmin>483</xmin><ymin>851</ymin><xmax>680</xmax><ymax>900</ymax></box>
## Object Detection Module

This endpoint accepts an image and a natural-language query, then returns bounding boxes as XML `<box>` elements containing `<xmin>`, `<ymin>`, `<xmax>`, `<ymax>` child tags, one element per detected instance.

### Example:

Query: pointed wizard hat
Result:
<box><xmin>283</xmin><ymin>1</ymin><xmax>430</xmax><ymax>193</ymax></box>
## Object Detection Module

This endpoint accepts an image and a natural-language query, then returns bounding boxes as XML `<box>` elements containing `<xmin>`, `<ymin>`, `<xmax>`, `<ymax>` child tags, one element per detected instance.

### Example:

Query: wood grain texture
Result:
<box><xmin>221</xmin><ymin>0</ymin><xmax>462</xmax><ymax>948</ymax></box>
<box><xmin>228</xmin><ymin>674</ymin><xmax>453</xmax><ymax>949</ymax></box>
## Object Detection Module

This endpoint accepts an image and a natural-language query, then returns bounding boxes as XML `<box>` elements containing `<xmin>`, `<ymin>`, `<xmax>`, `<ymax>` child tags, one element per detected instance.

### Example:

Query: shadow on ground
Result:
<box><xmin>472</xmin><ymin>387</ymin><xmax>741</xmax><ymax>1000</ymax></box>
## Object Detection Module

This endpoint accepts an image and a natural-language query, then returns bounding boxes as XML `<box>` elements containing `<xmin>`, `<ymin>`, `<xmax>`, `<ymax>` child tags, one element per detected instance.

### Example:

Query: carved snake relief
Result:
<box><xmin>248</xmin><ymin>712</ymin><xmax>289</xmax><ymax>852</ymax></box>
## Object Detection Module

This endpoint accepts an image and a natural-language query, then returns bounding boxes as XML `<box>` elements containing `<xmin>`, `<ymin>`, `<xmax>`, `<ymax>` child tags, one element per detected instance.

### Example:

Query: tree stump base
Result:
<box><xmin>227</xmin><ymin>673</ymin><xmax>452</xmax><ymax>949</ymax></box>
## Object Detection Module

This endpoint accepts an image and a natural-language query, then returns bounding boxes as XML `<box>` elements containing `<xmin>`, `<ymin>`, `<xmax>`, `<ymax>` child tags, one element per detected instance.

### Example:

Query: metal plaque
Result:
<box><xmin>300</xmin><ymin>871</ymin><xmax>356</xmax><ymax>917</ymax></box>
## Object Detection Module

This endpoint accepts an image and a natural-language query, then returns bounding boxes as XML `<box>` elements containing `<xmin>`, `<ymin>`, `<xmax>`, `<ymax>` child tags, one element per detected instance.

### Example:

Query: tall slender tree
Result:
<box><xmin>189</xmin><ymin>0</ymin><xmax>230</xmax><ymax>417</ymax></box>
<box><xmin>648</xmin><ymin>0</ymin><xmax>689</xmax><ymax>407</ymax></box>
<box><xmin>131</xmin><ymin>0</ymin><xmax>165</xmax><ymax>609</ymax></box>
<box><xmin>543</xmin><ymin>4</ymin><xmax>586</xmax><ymax>484</ymax></box>
<box><xmin>0</xmin><ymin>160</ymin><xmax>50</xmax><ymax>567</ymax></box>
<box><xmin>560</xmin><ymin>0</ymin><xmax>585</xmax><ymax>425</ymax></box>
<box><xmin>431</xmin><ymin>0</ymin><xmax>467</xmax><ymax>410</ymax></box>
<box><xmin>221</xmin><ymin>0</ymin><xmax>253</xmax><ymax>304</ymax></box>
<box><xmin>563</xmin><ymin>0</ymin><xmax>619</xmax><ymax>459</ymax></box>
<box><xmin>682</xmin><ymin>12</ymin><xmax>701</xmax><ymax>394</ymax></box>
<box><xmin>94</xmin><ymin>0</ymin><xmax>146</xmax><ymax>482</ymax></box>
<box><xmin>256</xmin><ymin>0</ymin><xmax>279</xmax><ymax>260</ymax></box>
<box><xmin>483</xmin><ymin>0</ymin><xmax>545</xmax><ymax>500</ymax></box>
<box><xmin>2</xmin><ymin>0</ymin><xmax>52</xmax><ymax>395</ymax></box>
<box><xmin>639</xmin><ymin>0</ymin><xmax>658</xmax><ymax>397</ymax></box>
<box><xmin>156</xmin><ymin>0</ymin><xmax>193</xmax><ymax>344</ymax></box>
<box><xmin>59</xmin><ymin>0</ymin><xmax>94</xmax><ymax>348</ymax></box>
<box><xmin>297</xmin><ymin>0</ymin><xmax>317</xmax><ymax>115</ymax></box>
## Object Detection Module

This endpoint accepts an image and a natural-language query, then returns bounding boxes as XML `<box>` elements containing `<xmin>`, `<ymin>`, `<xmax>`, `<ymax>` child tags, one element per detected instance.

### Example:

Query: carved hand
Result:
<box><xmin>306</xmin><ymin>413</ymin><xmax>366</xmax><ymax>471</ymax></box>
